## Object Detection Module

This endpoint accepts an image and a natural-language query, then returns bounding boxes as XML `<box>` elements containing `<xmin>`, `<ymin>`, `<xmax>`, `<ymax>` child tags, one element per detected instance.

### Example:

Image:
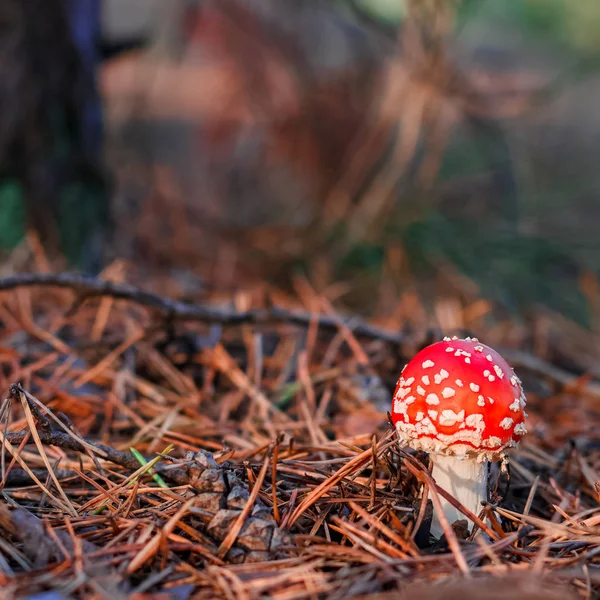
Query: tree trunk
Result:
<box><xmin>0</xmin><ymin>0</ymin><xmax>110</xmax><ymax>271</ymax></box>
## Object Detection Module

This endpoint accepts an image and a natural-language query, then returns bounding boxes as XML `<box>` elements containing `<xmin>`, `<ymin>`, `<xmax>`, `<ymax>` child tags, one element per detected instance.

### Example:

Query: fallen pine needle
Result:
<box><xmin>130</xmin><ymin>446</ymin><xmax>169</xmax><ymax>488</ymax></box>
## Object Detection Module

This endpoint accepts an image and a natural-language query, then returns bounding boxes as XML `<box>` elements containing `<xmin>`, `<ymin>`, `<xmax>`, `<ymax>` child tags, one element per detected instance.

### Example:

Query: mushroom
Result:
<box><xmin>391</xmin><ymin>336</ymin><xmax>527</xmax><ymax>538</ymax></box>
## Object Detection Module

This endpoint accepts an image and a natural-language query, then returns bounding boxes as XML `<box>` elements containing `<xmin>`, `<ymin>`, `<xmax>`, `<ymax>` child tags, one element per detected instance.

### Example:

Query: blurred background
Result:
<box><xmin>2</xmin><ymin>0</ymin><xmax>600</xmax><ymax>333</ymax></box>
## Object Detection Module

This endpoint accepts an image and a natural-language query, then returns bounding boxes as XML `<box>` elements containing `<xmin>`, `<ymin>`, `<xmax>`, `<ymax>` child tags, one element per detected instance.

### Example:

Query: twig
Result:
<box><xmin>4</xmin><ymin>430</ymin><xmax>137</xmax><ymax>469</ymax></box>
<box><xmin>0</xmin><ymin>431</ymin><xmax>72</xmax><ymax>512</ymax></box>
<box><xmin>0</xmin><ymin>273</ymin><xmax>405</xmax><ymax>344</ymax></box>
<box><xmin>8</xmin><ymin>274</ymin><xmax>596</xmax><ymax>399</ymax></box>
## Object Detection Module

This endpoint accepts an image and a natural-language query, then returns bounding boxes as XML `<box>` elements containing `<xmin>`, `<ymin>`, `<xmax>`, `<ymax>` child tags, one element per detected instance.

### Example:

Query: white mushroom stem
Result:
<box><xmin>429</xmin><ymin>454</ymin><xmax>488</xmax><ymax>538</ymax></box>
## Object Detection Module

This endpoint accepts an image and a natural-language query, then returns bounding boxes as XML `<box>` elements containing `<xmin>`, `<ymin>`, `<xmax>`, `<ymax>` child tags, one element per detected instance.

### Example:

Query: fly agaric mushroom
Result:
<box><xmin>391</xmin><ymin>337</ymin><xmax>527</xmax><ymax>538</ymax></box>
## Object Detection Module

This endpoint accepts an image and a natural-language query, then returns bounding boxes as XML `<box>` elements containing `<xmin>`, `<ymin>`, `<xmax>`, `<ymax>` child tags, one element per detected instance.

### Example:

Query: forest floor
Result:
<box><xmin>0</xmin><ymin>252</ymin><xmax>599</xmax><ymax>599</ymax></box>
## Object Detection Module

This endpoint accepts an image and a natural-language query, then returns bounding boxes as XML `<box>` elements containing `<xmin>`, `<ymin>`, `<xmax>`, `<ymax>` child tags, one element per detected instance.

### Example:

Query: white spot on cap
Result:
<box><xmin>465</xmin><ymin>357</ymin><xmax>471</xmax><ymax>364</ymax></box>
<box><xmin>494</xmin><ymin>365</ymin><xmax>504</xmax><ymax>379</ymax></box>
<box><xmin>417</xmin><ymin>386</ymin><xmax>426</xmax><ymax>396</ymax></box>
<box><xmin>405</xmin><ymin>377</ymin><xmax>415</xmax><ymax>385</ymax></box>
<box><xmin>422</xmin><ymin>361</ymin><xmax>434</xmax><ymax>369</ymax></box>
<box><xmin>397</xmin><ymin>421</ymin><xmax>415</xmax><ymax>436</ymax></box>
<box><xmin>474</xmin><ymin>345</ymin><xmax>484</xmax><ymax>352</ymax></box>
<box><xmin>469</xmin><ymin>383</ymin><xmax>480</xmax><ymax>392</ymax></box>
<box><xmin>514</xmin><ymin>423</ymin><xmax>527</xmax><ymax>436</ymax></box>
<box><xmin>441</xmin><ymin>387</ymin><xmax>456</xmax><ymax>398</ymax></box>
<box><xmin>483</xmin><ymin>436</ymin><xmax>502</xmax><ymax>448</ymax></box>
<box><xmin>428</xmin><ymin>410</ymin><xmax>438</xmax><ymax>420</ymax></box>
<box><xmin>455</xmin><ymin>379</ymin><xmax>464</xmax><ymax>387</ymax></box>
<box><xmin>483</xmin><ymin>370</ymin><xmax>490</xmax><ymax>377</ymax></box>
<box><xmin>439</xmin><ymin>409</ymin><xmax>465</xmax><ymax>426</ymax></box>
<box><xmin>394</xmin><ymin>396</ymin><xmax>415</xmax><ymax>414</ymax></box>
<box><xmin>446</xmin><ymin>347</ymin><xmax>454</xmax><ymax>353</ymax></box>
<box><xmin>499</xmin><ymin>417</ymin><xmax>514</xmax><ymax>430</ymax></box>
<box><xmin>488</xmin><ymin>375</ymin><xmax>496</xmax><ymax>382</ymax></box>
<box><xmin>416</xmin><ymin>417</ymin><xmax>437</xmax><ymax>436</ymax></box>
<box><xmin>509</xmin><ymin>398</ymin><xmax>521</xmax><ymax>412</ymax></box>
<box><xmin>487</xmin><ymin>397</ymin><xmax>495</xmax><ymax>404</ymax></box>
<box><xmin>486</xmin><ymin>355</ymin><xmax>493</xmax><ymax>362</ymax></box>
<box><xmin>465</xmin><ymin>414</ymin><xmax>485</xmax><ymax>430</ymax></box>
<box><xmin>434</xmin><ymin>369</ymin><xmax>449</xmax><ymax>384</ymax></box>
<box><xmin>426</xmin><ymin>393</ymin><xmax>440</xmax><ymax>405</ymax></box>
<box><xmin>421</xmin><ymin>375</ymin><xmax>430</xmax><ymax>385</ymax></box>
<box><xmin>415</xmin><ymin>412</ymin><xmax>424</xmax><ymax>422</ymax></box>
<box><xmin>477</xmin><ymin>395</ymin><xmax>485</xmax><ymax>407</ymax></box>
<box><xmin>395</xmin><ymin>387</ymin><xmax>410</xmax><ymax>399</ymax></box>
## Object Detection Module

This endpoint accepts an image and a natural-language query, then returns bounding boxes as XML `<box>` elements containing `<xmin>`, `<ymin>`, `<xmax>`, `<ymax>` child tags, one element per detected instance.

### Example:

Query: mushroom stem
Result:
<box><xmin>430</xmin><ymin>454</ymin><xmax>488</xmax><ymax>538</ymax></box>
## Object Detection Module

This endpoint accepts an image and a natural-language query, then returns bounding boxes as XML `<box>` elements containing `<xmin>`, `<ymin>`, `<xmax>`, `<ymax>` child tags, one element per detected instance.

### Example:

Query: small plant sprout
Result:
<box><xmin>391</xmin><ymin>337</ymin><xmax>527</xmax><ymax>538</ymax></box>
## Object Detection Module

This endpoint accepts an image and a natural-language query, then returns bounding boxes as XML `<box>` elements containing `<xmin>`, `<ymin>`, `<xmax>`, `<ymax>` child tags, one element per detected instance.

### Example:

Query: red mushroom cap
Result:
<box><xmin>392</xmin><ymin>337</ymin><xmax>527</xmax><ymax>461</ymax></box>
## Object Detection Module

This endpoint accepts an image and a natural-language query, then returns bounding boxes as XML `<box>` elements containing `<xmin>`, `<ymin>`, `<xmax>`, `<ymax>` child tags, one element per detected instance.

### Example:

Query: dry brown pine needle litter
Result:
<box><xmin>0</xmin><ymin>273</ymin><xmax>599</xmax><ymax>598</ymax></box>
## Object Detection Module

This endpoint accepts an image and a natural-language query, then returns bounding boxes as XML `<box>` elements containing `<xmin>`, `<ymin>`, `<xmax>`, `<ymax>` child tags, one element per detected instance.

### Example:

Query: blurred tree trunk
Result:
<box><xmin>0</xmin><ymin>0</ymin><xmax>110</xmax><ymax>272</ymax></box>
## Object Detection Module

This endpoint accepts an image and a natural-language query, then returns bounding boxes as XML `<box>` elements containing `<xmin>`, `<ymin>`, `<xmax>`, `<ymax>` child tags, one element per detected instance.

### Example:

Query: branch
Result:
<box><xmin>3</xmin><ymin>274</ymin><xmax>597</xmax><ymax>395</ymax></box>
<box><xmin>5</xmin><ymin>430</ymin><xmax>137</xmax><ymax>469</ymax></box>
<box><xmin>4</xmin><ymin>430</ymin><xmax>189</xmax><ymax>484</ymax></box>
<box><xmin>0</xmin><ymin>273</ymin><xmax>405</xmax><ymax>344</ymax></box>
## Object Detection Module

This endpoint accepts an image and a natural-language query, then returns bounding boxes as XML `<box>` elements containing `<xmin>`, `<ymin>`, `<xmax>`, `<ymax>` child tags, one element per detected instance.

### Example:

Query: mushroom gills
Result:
<box><xmin>429</xmin><ymin>454</ymin><xmax>488</xmax><ymax>539</ymax></box>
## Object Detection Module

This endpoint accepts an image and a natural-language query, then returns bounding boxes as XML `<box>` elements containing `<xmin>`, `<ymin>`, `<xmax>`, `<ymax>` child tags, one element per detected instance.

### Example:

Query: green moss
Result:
<box><xmin>0</xmin><ymin>181</ymin><xmax>27</xmax><ymax>249</ymax></box>
<box><xmin>338</xmin><ymin>242</ymin><xmax>386</xmax><ymax>272</ymax></box>
<box><xmin>58</xmin><ymin>175</ymin><xmax>110</xmax><ymax>269</ymax></box>
<box><xmin>399</xmin><ymin>215</ymin><xmax>590</xmax><ymax>326</ymax></box>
